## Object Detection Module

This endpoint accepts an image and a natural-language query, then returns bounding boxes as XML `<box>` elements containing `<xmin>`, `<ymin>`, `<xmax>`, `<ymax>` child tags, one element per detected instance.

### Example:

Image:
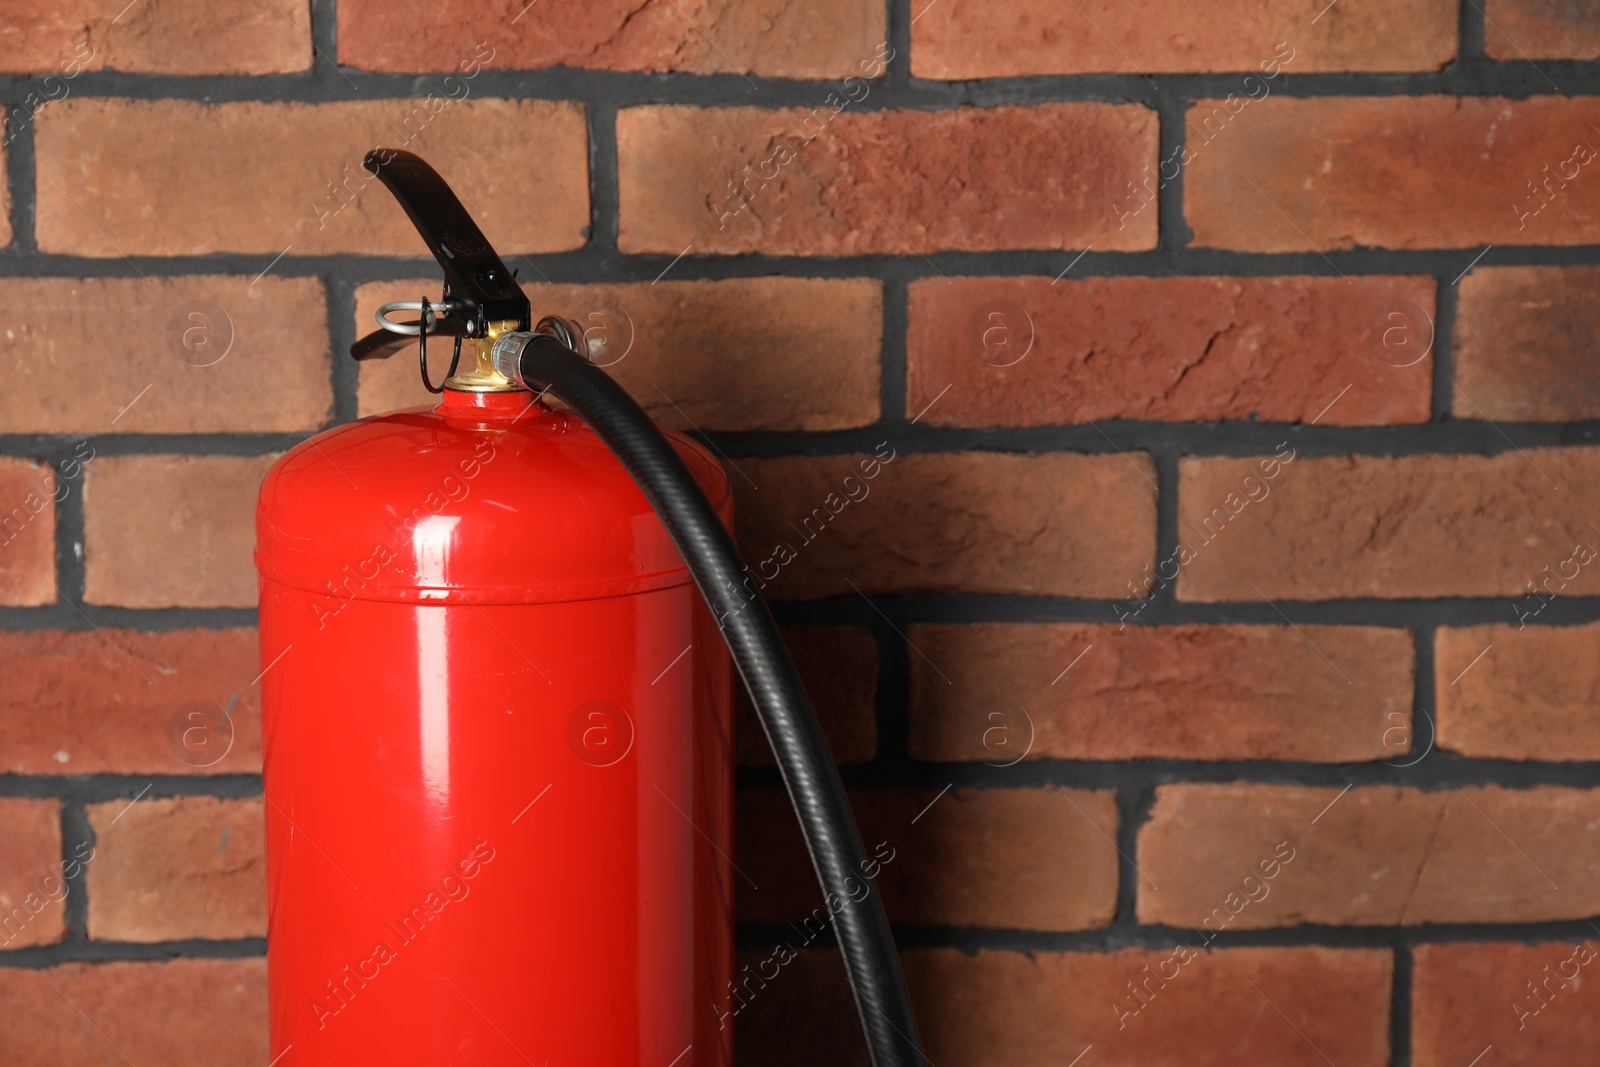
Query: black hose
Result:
<box><xmin>508</xmin><ymin>333</ymin><xmax>925</xmax><ymax>1067</ymax></box>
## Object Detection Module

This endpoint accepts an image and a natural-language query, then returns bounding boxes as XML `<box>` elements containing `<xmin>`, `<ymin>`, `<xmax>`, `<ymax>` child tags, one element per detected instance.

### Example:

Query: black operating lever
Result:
<box><xmin>348</xmin><ymin>149</ymin><xmax>531</xmax><ymax>369</ymax></box>
<box><xmin>363</xmin><ymin>149</ymin><xmax>529</xmax><ymax>335</ymax></box>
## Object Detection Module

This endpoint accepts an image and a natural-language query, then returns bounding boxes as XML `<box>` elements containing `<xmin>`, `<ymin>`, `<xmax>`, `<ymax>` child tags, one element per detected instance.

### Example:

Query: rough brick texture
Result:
<box><xmin>912</xmin><ymin>0</ymin><xmax>1453</xmax><ymax>77</ymax></box>
<box><xmin>0</xmin><ymin>628</ymin><xmax>261</xmax><ymax>775</ymax></box>
<box><xmin>1177</xmin><ymin>449</ymin><xmax>1600</xmax><ymax>601</ymax></box>
<box><xmin>0</xmin><ymin>959</ymin><xmax>266</xmax><ymax>1065</ymax></box>
<box><xmin>1412</xmin><ymin>941</ymin><xmax>1600</xmax><ymax>1067</ymax></box>
<box><xmin>1187</xmin><ymin>96</ymin><xmax>1600</xmax><ymax>250</ymax></box>
<box><xmin>339</xmin><ymin>0</ymin><xmax>888</xmax><ymax>78</ymax></box>
<box><xmin>0</xmin><ymin>1</ymin><xmax>310</xmax><ymax>74</ymax></box>
<box><xmin>84</xmin><ymin>455</ymin><xmax>276</xmax><ymax>608</ymax></box>
<box><xmin>1437</xmin><ymin>622</ymin><xmax>1600</xmax><ymax>761</ymax></box>
<box><xmin>354</xmin><ymin>278</ymin><xmax>882</xmax><ymax>430</ymax></box>
<box><xmin>35</xmin><ymin>99</ymin><xmax>588</xmax><ymax>256</ymax></box>
<box><xmin>12</xmin><ymin>4</ymin><xmax>1600</xmax><ymax>1061</ymax></box>
<box><xmin>907</xmin><ymin>623</ymin><xmax>1414</xmax><ymax>763</ymax></box>
<box><xmin>0</xmin><ymin>798</ymin><xmax>66</xmax><ymax>950</ymax></box>
<box><xmin>1454</xmin><ymin>266</ymin><xmax>1600</xmax><ymax>421</ymax></box>
<box><xmin>735</xmin><ymin>626</ymin><xmax>877</xmax><ymax>766</ymax></box>
<box><xmin>1484</xmin><ymin>0</ymin><xmax>1600</xmax><ymax>60</ymax></box>
<box><xmin>736</xmin><ymin>947</ymin><xmax>1393</xmax><ymax>1067</ymax></box>
<box><xmin>907</xmin><ymin>275</ymin><xmax>1435</xmax><ymax>427</ymax></box>
<box><xmin>735</xmin><ymin>451</ymin><xmax>1156</xmax><ymax>599</ymax></box>
<box><xmin>3</xmin><ymin>277</ymin><xmax>330</xmax><ymax>434</ymax></box>
<box><xmin>617</xmin><ymin>104</ymin><xmax>1159</xmax><ymax>255</ymax></box>
<box><xmin>0</xmin><ymin>457</ymin><xmax>57</xmax><ymax>606</ymax></box>
<box><xmin>86</xmin><ymin>797</ymin><xmax>265</xmax><ymax>942</ymax></box>
<box><xmin>739</xmin><ymin>788</ymin><xmax>1117</xmax><ymax>931</ymax></box>
<box><xmin>1139</xmin><ymin>784</ymin><xmax>1600</xmax><ymax>927</ymax></box>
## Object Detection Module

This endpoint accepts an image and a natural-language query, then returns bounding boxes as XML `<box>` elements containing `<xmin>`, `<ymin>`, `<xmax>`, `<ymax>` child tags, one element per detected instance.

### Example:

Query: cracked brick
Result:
<box><xmin>617</xmin><ymin>104</ymin><xmax>1158</xmax><ymax>255</ymax></box>
<box><xmin>337</xmin><ymin>0</ymin><xmax>886</xmax><ymax>78</ymax></box>
<box><xmin>908</xmin><ymin>276</ymin><xmax>1434</xmax><ymax>427</ymax></box>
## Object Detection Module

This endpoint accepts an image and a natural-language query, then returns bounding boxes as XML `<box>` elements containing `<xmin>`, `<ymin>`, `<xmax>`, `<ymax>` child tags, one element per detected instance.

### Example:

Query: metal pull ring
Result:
<box><xmin>374</xmin><ymin>300</ymin><xmax>437</xmax><ymax>336</ymax></box>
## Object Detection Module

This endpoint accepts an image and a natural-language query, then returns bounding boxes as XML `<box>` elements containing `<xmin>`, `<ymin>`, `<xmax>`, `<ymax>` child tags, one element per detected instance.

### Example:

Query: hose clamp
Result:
<box><xmin>489</xmin><ymin>317</ymin><xmax>589</xmax><ymax>391</ymax></box>
<box><xmin>489</xmin><ymin>331</ymin><xmax>535</xmax><ymax>387</ymax></box>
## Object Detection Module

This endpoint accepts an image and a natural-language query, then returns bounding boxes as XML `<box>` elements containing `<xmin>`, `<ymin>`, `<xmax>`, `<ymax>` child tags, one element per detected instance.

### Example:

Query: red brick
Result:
<box><xmin>0</xmin><ymin>1</ymin><xmax>308</xmax><ymax>74</ymax></box>
<box><xmin>35</xmin><ymin>99</ymin><xmax>588</xmax><ymax>257</ymax></box>
<box><xmin>1139</xmin><ymin>784</ymin><xmax>1600</xmax><ymax>927</ymax></box>
<box><xmin>1186</xmin><ymin>96</ymin><xmax>1600</xmax><ymax>250</ymax></box>
<box><xmin>617</xmin><ymin>104</ymin><xmax>1158</xmax><ymax>255</ymax></box>
<box><xmin>1485</xmin><ymin>0</ymin><xmax>1600</xmax><ymax>60</ymax></box>
<box><xmin>0</xmin><ymin>457</ymin><xmax>57</xmax><ymax>606</ymax></box>
<box><xmin>339</xmin><ymin>0</ymin><xmax>887</xmax><ymax>78</ymax></box>
<box><xmin>0</xmin><ymin>958</ymin><xmax>266</xmax><ymax>1066</ymax></box>
<box><xmin>736</xmin><ymin>451</ymin><xmax>1156</xmax><ymax>599</ymax></box>
<box><xmin>912</xmin><ymin>0</ymin><xmax>1452</xmax><ymax>76</ymax></box>
<box><xmin>86</xmin><ymin>797</ymin><xmax>265</xmax><ymax>942</ymax></box>
<box><xmin>354</xmin><ymin>277</ymin><xmax>882</xmax><ymax>430</ymax></box>
<box><xmin>739</xmin><ymin>788</ymin><xmax>1117</xmax><ymax>931</ymax></box>
<box><xmin>3</xmin><ymin>277</ymin><xmax>329</xmax><ymax>434</ymax></box>
<box><xmin>1437</xmin><ymin>622</ymin><xmax>1600</xmax><ymax>761</ymax></box>
<box><xmin>0</xmin><ymin>628</ymin><xmax>261</xmax><ymax>775</ymax></box>
<box><xmin>1177</xmin><ymin>449</ymin><xmax>1600</xmax><ymax>601</ymax></box>
<box><xmin>1412</xmin><ymin>941</ymin><xmax>1600</xmax><ymax>1067</ymax></box>
<box><xmin>0</xmin><ymin>798</ymin><xmax>65</xmax><ymax>950</ymax></box>
<box><xmin>736</xmin><ymin>626</ymin><xmax>876</xmax><ymax>766</ymax></box>
<box><xmin>1454</xmin><ymin>266</ymin><xmax>1600</xmax><ymax>421</ymax></box>
<box><xmin>907</xmin><ymin>275</ymin><xmax>1435</xmax><ymax>427</ymax></box>
<box><xmin>84</xmin><ymin>455</ymin><xmax>276</xmax><ymax>609</ymax></box>
<box><xmin>735</xmin><ymin>946</ymin><xmax>1393</xmax><ymax>1067</ymax></box>
<box><xmin>907</xmin><ymin>623</ymin><xmax>1414</xmax><ymax>763</ymax></box>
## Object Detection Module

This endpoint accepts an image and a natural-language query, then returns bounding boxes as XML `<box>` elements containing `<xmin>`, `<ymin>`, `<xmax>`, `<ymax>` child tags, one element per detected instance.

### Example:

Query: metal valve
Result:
<box><xmin>346</xmin><ymin>148</ymin><xmax>553</xmax><ymax>394</ymax></box>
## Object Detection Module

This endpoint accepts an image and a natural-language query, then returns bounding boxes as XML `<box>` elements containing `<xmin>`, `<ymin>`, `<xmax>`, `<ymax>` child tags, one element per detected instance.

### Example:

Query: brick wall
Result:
<box><xmin>2</xmin><ymin>1</ymin><xmax>1599</xmax><ymax>1065</ymax></box>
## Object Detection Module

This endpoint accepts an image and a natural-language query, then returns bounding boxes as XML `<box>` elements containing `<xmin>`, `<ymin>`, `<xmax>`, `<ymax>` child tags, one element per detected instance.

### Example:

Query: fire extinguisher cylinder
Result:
<box><xmin>262</xmin><ymin>147</ymin><xmax>925</xmax><ymax>1067</ymax></box>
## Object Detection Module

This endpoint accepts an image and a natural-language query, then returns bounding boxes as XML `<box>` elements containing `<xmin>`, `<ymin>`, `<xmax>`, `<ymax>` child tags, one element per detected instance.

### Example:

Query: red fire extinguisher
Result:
<box><xmin>255</xmin><ymin>150</ymin><xmax>922</xmax><ymax>1066</ymax></box>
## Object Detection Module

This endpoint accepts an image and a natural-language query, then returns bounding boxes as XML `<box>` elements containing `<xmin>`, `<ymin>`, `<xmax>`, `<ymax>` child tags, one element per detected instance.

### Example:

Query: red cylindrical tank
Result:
<box><xmin>255</xmin><ymin>387</ymin><xmax>735</xmax><ymax>1066</ymax></box>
